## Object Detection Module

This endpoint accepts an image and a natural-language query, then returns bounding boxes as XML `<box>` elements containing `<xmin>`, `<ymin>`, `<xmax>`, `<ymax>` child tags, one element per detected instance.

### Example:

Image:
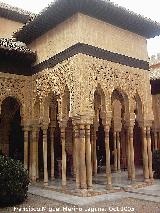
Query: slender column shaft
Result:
<box><xmin>90</xmin><ymin>128</ymin><xmax>94</xmax><ymax>170</ymax></box>
<box><xmin>147</xmin><ymin>127</ymin><xmax>153</xmax><ymax>179</ymax></box>
<box><xmin>127</xmin><ymin>129</ymin><xmax>131</xmax><ymax>179</ymax></box>
<box><xmin>32</xmin><ymin>128</ymin><xmax>37</xmax><ymax>182</ymax></box>
<box><xmin>154</xmin><ymin>131</ymin><xmax>158</xmax><ymax>150</ymax></box>
<box><xmin>114</xmin><ymin>131</ymin><xmax>117</xmax><ymax>172</ymax></box>
<box><xmin>24</xmin><ymin>128</ymin><xmax>29</xmax><ymax>170</ymax></box>
<box><xmin>129</xmin><ymin>126</ymin><xmax>135</xmax><ymax>181</ymax></box>
<box><xmin>61</xmin><ymin>127</ymin><xmax>66</xmax><ymax>187</ymax></box>
<box><xmin>143</xmin><ymin>127</ymin><xmax>149</xmax><ymax>181</ymax></box>
<box><xmin>36</xmin><ymin>130</ymin><xmax>39</xmax><ymax>179</ymax></box>
<box><xmin>42</xmin><ymin>127</ymin><xmax>48</xmax><ymax>185</ymax></box>
<box><xmin>79</xmin><ymin>124</ymin><xmax>87</xmax><ymax>189</ymax></box>
<box><xmin>73</xmin><ymin>132</ymin><xmax>76</xmax><ymax>177</ymax></box>
<box><xmin>117</xmin><ymin>132</ymin><xmax>121</xmax><ymax>172</ymax></box>
<box><xmin>50</xmin><ymin>127</ymin><xmax>55</xmax><ymax>180</ymax></box>
<box><xmin>105</xmin><ymin>126</ymin><xmax>112</xmax><ymax>188</ymax></box>
<box><xmin>93</xmin><ymin>129</ymin><xmax>97</xmax><ymax>176</ymax></box>
<box><xmin>85</xmin><ymin>124</ymin><xmax>92</xmax><ymax>188</ymax></box>
<box><xmin>29</xmin><ymin>134</ymin><xmax>32</xmax><ymax>178</ymax></box>
<box><xmin>74</xmin><ymin>125</ymin><xmax>80</xmax><ymax>188</ymax></box>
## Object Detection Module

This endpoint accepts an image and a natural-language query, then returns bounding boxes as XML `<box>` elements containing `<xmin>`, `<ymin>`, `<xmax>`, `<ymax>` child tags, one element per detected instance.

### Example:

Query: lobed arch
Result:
<box><xmin>39</xmin><ymin>85</ymin><xmax>71</xmax><ymax>126</ymax></box>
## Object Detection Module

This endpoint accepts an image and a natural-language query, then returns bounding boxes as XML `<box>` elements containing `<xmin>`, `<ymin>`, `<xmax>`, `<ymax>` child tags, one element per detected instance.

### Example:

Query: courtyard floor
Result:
<box><xmin>1</xmin><ymin>170</ymin><xmax>160</xmax><ymax>213</ymax></box>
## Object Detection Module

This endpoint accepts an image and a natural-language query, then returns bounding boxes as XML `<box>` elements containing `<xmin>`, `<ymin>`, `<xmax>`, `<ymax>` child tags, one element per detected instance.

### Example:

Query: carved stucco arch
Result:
<box><xmin>0</xmin><ymin>94</ymin><xmax>24</xmax><ymax>123</ymax></box>
<box><xmin>38</xmin><ymin>84</ymin><xmax>71</xmax><ymax>126</ymax></box>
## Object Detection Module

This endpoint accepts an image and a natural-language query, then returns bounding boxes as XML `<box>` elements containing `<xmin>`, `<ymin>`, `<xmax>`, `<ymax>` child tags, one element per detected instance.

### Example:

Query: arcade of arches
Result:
<box><xmin>0</xmin><ymin>55</ymin><xmax>156</xmax><ymax>190</ymax></box>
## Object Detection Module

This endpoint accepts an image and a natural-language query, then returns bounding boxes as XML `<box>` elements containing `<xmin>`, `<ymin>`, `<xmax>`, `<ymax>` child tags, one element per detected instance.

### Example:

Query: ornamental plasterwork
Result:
<box><xmin>32</xmin><ymin>53</ymin><xmax>153</xmax><ymax>123</ymax></box>
<box><xmin>0</xmin><ymin>73</ymin><xmax>32</xmax><ymax>123</ymax></box>
<box><xmin>76</xmin><ymin>54</ymin><xmax>153</xmax><ymax>121</ymax></box>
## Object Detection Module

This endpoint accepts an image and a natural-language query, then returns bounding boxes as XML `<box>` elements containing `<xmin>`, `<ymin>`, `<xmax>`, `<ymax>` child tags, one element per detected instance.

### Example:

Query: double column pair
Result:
<box><xmin>143</xmin><ymin>126</ymin><xmax>153</xmax><ymax>181</ymax></box>
<box><xmin>42</xmin><ymin>124</ymin><xmax>67</xmax><ymax>187</ymax></box>
<box><xmin>74</xmin><ymin>124</ymin><xmax>92</xmax><ymax>189</ymax></box>
<box><xmin>74</xmin><ymin>124</ymin><xmax>112</xmax><ymax>189</ymax></box>
<box><xmin>23</xmin><ymin>125</ymin><xmax>39</xmax><ymax>181</ymax></box>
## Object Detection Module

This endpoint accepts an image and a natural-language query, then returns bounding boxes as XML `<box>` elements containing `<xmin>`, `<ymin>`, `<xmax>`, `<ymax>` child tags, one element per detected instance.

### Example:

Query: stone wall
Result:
<box><xmin>0</xmin><ymin>17</ymin><xmax>23</xmax><ymax>38</ymax></box>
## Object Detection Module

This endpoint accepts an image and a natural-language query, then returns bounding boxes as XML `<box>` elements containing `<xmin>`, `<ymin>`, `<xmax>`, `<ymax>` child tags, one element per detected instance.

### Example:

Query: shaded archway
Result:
<box><xmin>0</xmin><ymin>97</ymin><xmax>23</xmax><ymax>161</ymax></box>
<box><xmin>133</xmin><ymin>94</ymin><xmax>143</xmax><ymax>168</ymax></box>
<box><xmin>93</xmin><ymin>84</ymin><xmax>106</xmax><ymax>174</ymax></box>
<box><xmin>111</xmin><ymin>89</ymin><xmax>129</xmax><ymax>172</ymax></box>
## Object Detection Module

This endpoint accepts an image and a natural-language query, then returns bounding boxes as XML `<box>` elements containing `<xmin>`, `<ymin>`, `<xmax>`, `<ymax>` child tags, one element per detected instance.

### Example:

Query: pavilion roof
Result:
<box><xmin>14</xmin><ymin>0</ymin><xmax>160</xmax><ymax>44</ymax></box>
<box><xmin>0</xmin><ymin>2</ymin><xmax>36</xmax><ymax>23</ymax></box>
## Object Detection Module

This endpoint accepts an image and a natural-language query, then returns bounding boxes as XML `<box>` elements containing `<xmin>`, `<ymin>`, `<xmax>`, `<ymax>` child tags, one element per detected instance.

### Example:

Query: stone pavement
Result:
<box><xmin>28</xmin><ymin>180</ymin><xmax>160</xmax><ymax>206</ymax></box>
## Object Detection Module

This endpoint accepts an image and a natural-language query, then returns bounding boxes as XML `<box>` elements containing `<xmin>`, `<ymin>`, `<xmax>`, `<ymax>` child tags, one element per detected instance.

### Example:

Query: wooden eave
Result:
<box><xmin>0</xmin><ymin>2</ymin><xmax>35</xmax><ymax>23</ymax></box>
<box><xmin>14</xmin><ymin>0</ymin><xmax>160</xmax><ymax>44</ymax></box>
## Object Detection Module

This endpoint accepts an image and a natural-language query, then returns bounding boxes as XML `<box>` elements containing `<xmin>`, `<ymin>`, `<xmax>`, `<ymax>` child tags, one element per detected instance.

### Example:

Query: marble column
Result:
<box><xmin>146</xmin><ymin>126</ymin><xmax>153</xmax><ymax>179</ymax></box>
<box><xmin>127</xmin><ymin>128</ymin><xmax>131</xmax><ymax>180</ymax></box>
<box><xmin>93</xmin><ymin>128</ymin><xmax>97</xmax><ymax>176</ymax></box>
<box><xmin>117</xmin><ymin>132</ymin><xmax>121</xmax><ymax>172</ymax></box>
<box><xmin>36</xmin><ymin>129</ymin><xmax>39</xmax><ymax>180</ymax></box>
<box><xmin>142</xmin><ymin>127</ymin><xmax>149</xmax><ymax>181</ymax></box>
<box><xmin>85</xmin><ymin>124</ymin><xmax>92</xmax><ymax>188</ymax></box>
<box><xmin>61</xmin><ymin>127</ymin><xmax>66</xmax><ymax>188</ymax></box>
<box><xmin>105</xmin><ymin>125</ymin><xmax>112</xmax><ymax>189</ymax></box>
<box><xmin>29</xmin><ymin>134</ymin><xmax>32</xmax><ymax>178</ymax></box>
<box><xmin>50</xmin><ymin>126</ymin><xmax>55</xmax><ymax>180</ymax></box>
<box><xmin>154</xmin><ymin>131</ymin><xmax>158</xmax><ymax>150</ymax></box>
<box><xmin>72</xmin><ymin>132</ymin><xmax>76</xmax><ymax>177</ymax></box>
<box><xmin>129</xmin><ymin>126</ymin><xmax>135</xmax><ymax>181</ymax></box>
<box><xmin>79</xmin><ymin>124</ymin><xmax>87</xmax><ymax>189</ymax></box>
<box><xmin>74</xmin><ymin>125</ymin><xmax>80</xmax><ymax>188</ymax></box>
<box><xmin>31</xmin><ymin>126</ymin><xmax>38</xmax><ymax>182</ymax></box>
<box><xmin>114</xmin><ymin>131</ymin><xmax>117</xmax><ymax>172</ymax></box>
<box><xmin>90</xmin><ymin>126</ymin><xmax>94</xmax><ymax>170</ymax></box>
<box><xmin>42</xmin><ymin>126</ymin><xmax>48</xmax><ymax>186</ymax></box>
<box><xmin>23</xmin><ymin>126</ymin><xmax>29</xmax><ymax>170</ymax></box>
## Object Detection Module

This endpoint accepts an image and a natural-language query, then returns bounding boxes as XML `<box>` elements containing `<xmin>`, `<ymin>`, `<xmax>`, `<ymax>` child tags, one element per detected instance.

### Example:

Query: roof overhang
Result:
<box><xmin>0</xmin><ymin>2</ymin><xmax>35</xmax><ymax>23</ymax></box>
<box><xmin>14</xmin><ymin>0</ymin><xmax>160</xmax><ymax>44</ymax></box>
